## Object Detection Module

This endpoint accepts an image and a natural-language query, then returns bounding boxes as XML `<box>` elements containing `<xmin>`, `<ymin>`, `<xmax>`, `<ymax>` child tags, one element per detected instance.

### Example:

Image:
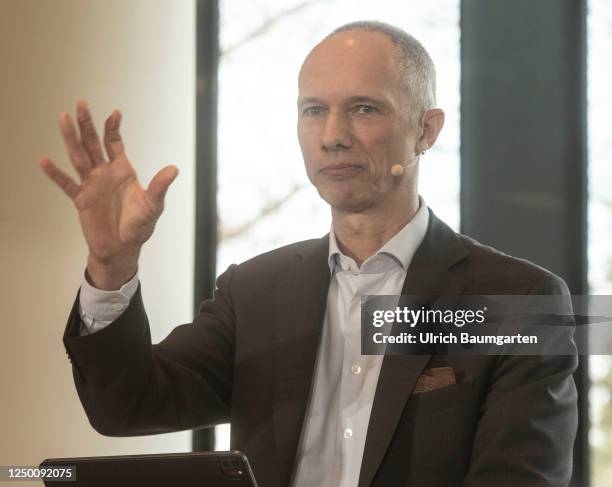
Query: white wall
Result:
<box><xmin>0</xmin><ymin>0</ymin><xmax>196</xmax><ymax>481</ymax></box>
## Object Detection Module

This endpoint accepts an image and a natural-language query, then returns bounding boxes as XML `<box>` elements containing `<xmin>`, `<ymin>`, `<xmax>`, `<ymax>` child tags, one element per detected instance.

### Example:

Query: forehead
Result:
<box><xmin>298</xmin><ymin>30</ymin><xmax>404</xmax><ymax>102</ymax></box>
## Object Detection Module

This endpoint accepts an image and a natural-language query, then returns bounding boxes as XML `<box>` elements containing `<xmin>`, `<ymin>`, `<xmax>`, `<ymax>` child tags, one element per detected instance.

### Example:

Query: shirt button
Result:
<box><xmin>344</xmin><ymin>428</ymin><xmax>353</xmax><ymax>439</ymax></box>
<box><xmin>351</xmin><ymin>364</ymin><xmax>362</xmax><ymax>375</ymax></box>
<box><xmin>111</xmin><ymin>302</ymin><xmax>124</xmax><ymax>311</ymax></box>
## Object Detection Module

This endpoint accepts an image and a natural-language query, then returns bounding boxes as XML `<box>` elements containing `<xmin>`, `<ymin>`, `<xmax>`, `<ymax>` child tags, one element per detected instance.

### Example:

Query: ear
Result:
<box><xmin>416</xmin><ymin>108</ymin><xmax>445</xmax><ymax>153</ymax></box>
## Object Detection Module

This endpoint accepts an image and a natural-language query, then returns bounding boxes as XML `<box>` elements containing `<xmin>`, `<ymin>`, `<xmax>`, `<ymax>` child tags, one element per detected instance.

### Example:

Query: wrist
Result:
<box><xmin>86</xmin><ymin>252</ymin><xmax>139</xmax><ymax>290</ymax></box>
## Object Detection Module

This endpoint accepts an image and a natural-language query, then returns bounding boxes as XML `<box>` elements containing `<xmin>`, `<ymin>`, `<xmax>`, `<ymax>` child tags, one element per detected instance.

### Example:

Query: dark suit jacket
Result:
<box><xmin>63</xmin><ymin>209</ymin><xmax>578</xmax><ymax>487</ymax></box>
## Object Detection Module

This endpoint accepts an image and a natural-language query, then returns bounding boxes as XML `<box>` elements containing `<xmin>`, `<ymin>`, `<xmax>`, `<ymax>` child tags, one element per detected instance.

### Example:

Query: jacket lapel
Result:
<box><xmin>272</xmin><ymin>237</ymin><xmax>331</xmax><ymax>486</ymax></box>
<box><xmin>358</xmin><ymin>210</ymin><xmax>470</xmax><ymax>487</ymax></box>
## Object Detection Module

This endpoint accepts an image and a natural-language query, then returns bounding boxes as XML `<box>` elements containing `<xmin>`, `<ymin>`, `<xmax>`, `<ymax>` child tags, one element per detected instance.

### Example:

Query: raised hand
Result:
<box><xmin>40</xmin><ymin>100</ymin><xmax>179</xmax><ymax>290</ymax></box>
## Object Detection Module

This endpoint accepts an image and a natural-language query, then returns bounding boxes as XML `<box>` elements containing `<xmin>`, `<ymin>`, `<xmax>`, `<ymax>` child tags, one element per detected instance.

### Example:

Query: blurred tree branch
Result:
<box><xmin>218</xmin><ymin>1</ymin><xmax>328</xmax><ymax>241</ymax></box>
<box><xmin>221</xmin><ymin>0</ymin><xmax>330</xmax><ymax>56</ymax></box>
<box><xmin>219</xmin><ymin>183</ymin><xmax>305</xmax><ymax>241</ymax></box>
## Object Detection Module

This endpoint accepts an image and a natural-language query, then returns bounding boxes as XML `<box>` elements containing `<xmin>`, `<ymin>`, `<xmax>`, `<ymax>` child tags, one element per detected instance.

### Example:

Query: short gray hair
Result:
<box><xmin>327</xmin><ymin>21</ymin><xmax>436</xmax><ymax>126</ymax></box>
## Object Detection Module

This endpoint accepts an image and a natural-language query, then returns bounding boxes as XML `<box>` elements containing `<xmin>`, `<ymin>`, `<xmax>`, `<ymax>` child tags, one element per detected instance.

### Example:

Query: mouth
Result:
<box><xmin>319</xmin><ymin>163</ymin><xmax>364</xmax><ymax>176</ymax></box>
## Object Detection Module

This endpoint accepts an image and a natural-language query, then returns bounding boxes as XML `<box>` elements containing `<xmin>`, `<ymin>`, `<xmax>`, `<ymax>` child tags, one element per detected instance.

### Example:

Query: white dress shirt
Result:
<box><xmin>79</xmin><ymin>270</ymin><xmax>139</xmax><ymax>335</ymax></box>
<box><xmin>292</xmin><ymin>199</ymin><xmax>429</xmax><ymax>487</ymax></box>
<box><xmin>79</xmin><ymin>198</ymin><xmax>429</xmax><ymax>487</ymax></box>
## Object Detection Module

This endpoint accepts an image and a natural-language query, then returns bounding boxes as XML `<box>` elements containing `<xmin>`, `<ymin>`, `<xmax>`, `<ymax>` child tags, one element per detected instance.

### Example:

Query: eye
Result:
<box><xmin>354</xmin><ymin>105</ymin><xmax>378</xmax><ymax>114</ymax></box>
<box><xmin>302</xmin><ymin>106</ymin><xmax>325</xmax><ymax>116</ymax></box>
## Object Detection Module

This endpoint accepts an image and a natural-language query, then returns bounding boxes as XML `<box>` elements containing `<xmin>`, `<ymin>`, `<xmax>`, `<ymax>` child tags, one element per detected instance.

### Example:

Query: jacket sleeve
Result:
<box><xmin>63</xmin><ymin>264</ymin><xmax>238</xmax><ymax>437</ymax></box>
<box><xmin>462</xmin><ymin>272</ymin><xmax>579</xmax><ymax>487</ymax></box>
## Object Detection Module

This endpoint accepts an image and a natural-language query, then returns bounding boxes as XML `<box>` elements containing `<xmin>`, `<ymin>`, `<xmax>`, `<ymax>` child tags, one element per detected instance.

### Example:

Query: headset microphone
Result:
<box><xmin>390</xmin><ymin>151</ymin><xmax>426</xmax><ymax>176</ymax></box>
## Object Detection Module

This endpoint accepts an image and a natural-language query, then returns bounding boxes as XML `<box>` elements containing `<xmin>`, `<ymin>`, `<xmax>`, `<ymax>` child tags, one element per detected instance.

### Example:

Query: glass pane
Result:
<box><xmin>216</xmin><ymin>0</ymin><xmax>461</xmax><ymax>449</ymax></box>
<box><xmin>588</xmin><ymin>1</ymin><xmax>612</xmax><ymax>485</ymax></box>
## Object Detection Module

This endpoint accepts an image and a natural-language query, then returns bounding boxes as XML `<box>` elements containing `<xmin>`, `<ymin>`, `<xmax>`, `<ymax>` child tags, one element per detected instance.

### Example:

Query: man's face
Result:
<box><xmin>297</xmin><ymin>30</ymin><xmax>418</xmax><ymax>212</ymax></box>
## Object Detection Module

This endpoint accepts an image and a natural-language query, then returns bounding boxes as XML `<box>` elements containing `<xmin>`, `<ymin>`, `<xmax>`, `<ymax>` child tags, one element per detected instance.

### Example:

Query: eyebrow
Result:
<box><xmin>297</xmin><ymin>95</ymin><xmax>389</xmax><ymax>107</ymax></box>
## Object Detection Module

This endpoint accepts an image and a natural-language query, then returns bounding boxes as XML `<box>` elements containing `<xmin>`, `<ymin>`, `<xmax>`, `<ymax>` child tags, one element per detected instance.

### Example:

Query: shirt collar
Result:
<box><xmin>327</xmin><ymin>195</ymin><xmax>430</xmax><ymax>274</ymax></box>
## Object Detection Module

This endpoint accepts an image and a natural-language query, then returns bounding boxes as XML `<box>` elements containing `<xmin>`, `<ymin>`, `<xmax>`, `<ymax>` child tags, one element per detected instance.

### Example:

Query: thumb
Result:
<box><xmin>146</xmin><ymin>165</ymin><xmax>179</xmax><ymax>208</ymax></box>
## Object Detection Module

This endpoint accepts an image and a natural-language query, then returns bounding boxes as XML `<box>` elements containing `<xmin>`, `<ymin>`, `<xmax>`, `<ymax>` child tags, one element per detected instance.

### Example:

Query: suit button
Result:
<box><xmin>344</xmin><ymin>428</ymin><xmax>353</xmax><ymax>439</ymax></box>
<box><xmin>351</xmin><ymin>364</ymin><xmax>361</xmax><ymax>375</ymax></box>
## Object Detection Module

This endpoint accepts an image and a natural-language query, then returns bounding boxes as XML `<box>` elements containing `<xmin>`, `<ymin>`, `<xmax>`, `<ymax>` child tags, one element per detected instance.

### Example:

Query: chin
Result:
<box><xmin>316</xmin><ymin>187</ymin><xmax>372</xmax><ymax>213</ymax></box>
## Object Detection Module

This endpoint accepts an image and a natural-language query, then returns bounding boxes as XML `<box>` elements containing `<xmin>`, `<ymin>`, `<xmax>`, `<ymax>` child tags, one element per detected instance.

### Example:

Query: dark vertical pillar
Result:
<box><xmin>460</xmin><ymin>1</ymin><xmax>588</xmax><ymax>485</ymax></box>
<box><xmin>193</xmin><ymin>0</ymin><xmax>219</xmax><ymax>452</ymax></box>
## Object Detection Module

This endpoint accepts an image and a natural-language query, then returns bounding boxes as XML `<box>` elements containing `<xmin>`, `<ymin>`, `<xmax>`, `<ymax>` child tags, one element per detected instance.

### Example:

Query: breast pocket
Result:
<box><xmin>404</xmin><ymin>379</ymin><xmax>475</xmax><ymax>420</ymax></box>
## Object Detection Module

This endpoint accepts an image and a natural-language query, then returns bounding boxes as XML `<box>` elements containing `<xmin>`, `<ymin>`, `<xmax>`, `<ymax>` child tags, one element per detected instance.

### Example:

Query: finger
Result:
<box><xmin>59</xmin><ymin>112</ymin><xmax>92</xmax><ymax>180</ymax></box>
<box><xmin>103</xmin><ymin>110</ymin><xmax>126</xmax><ymax>160</ymax></box>
<box><xmin>146</xmin><ymin>165</ymin><xmax>179</xmax><ymax>209</ymax></box>
<box><xmin>76</xmin><ymin>100</ymin><xmax>106</xmax><ymax>165</ymax></box>
<box><xmin>39</xmin><ymin>157</ymin><xmax>80</xmax><ymax>200</ymax></box>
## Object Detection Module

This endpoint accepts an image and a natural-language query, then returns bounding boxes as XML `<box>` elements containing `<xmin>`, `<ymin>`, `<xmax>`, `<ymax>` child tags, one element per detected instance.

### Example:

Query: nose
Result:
<box><xmin>320</xmin><ymin>110</ymin><xmax>352</xmax><ymax>151</ymax></box>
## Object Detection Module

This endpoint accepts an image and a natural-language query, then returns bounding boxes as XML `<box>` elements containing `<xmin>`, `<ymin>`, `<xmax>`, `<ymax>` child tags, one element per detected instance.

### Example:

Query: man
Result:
<box><xmin>41</xmin><ymin>21</ymin><xmax>578</xmax><ymax>487</ymax></box>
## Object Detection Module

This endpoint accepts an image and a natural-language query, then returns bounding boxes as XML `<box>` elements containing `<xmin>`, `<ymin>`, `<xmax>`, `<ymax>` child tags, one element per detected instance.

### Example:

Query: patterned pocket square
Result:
<box><xmin>413</xmin><ymin>366</ymin><xmax>456</xmax><ymax>394</ymax></box>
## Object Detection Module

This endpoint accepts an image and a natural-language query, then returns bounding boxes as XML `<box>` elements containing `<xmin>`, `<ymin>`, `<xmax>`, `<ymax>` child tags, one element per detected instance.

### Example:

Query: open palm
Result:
<box><xmin>40</xmin><ymin>101</ymin><xmax>178</xmax><ymax>286</ymax></box>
